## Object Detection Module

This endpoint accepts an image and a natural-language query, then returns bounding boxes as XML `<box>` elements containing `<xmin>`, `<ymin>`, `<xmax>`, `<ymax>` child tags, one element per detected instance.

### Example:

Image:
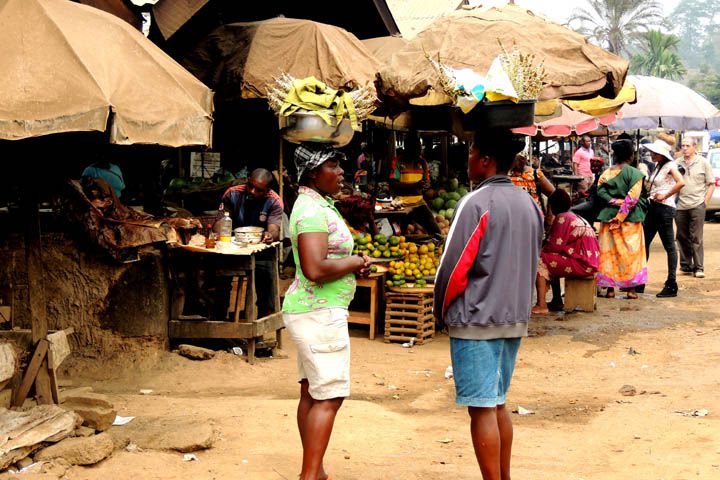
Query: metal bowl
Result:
<box><xmin>278</xmin><ymin>111</ymin><xmax>354</xmax><ymax>147</ymax></box>
<box><xmin>234</xmin><ymin>226</ymin><xmax>264</xmax><ymax>244</ymax></box>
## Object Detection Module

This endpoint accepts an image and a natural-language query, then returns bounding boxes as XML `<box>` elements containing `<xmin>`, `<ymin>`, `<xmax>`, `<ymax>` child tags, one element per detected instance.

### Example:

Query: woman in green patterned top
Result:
<box><xmin>283</xmin><ymin>144</ymin><xmax>370</xmax><ymax>480</ymax></box>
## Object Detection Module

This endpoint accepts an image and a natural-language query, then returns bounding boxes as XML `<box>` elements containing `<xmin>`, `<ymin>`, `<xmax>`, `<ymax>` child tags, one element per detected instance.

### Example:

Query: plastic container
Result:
<box><xmin>218</xmin><ymin>211</ymin><xmax>233</xmax><ymax>242</ymax></box>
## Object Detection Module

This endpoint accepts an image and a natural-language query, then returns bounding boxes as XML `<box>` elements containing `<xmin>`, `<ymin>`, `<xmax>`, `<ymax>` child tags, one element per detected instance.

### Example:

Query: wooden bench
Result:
<box><xmin>563</xmin><ymin>275</ymin><xmax>597</xmax><ymax>313</ymax></box>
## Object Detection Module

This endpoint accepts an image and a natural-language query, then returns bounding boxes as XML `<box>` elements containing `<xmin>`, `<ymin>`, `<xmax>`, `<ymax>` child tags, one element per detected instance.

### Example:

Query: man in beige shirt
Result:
<box><xmin>675</xmin><ymin>138</ymin><xmax>716</xmax><ymax>278</ymax></box>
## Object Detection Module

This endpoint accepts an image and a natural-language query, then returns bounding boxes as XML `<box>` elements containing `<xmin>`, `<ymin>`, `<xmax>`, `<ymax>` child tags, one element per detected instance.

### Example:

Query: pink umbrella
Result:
<box><xmin>514</xmin><ymin>104</ymin><xmax>620</xmax><ymax>137</ymax></box>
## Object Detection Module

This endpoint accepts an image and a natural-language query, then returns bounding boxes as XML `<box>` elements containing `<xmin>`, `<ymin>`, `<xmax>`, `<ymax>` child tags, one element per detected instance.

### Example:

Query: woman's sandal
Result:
<box><xmin>625</xmin><ymin>291</ymin><xmax>638</xmax><ymax>300</ymax></box>
<box><xmin>605</xmin><ymin>290</ymin><xmax>615</xmax><ymax>299</ymax></box>
<box><xmin>531</xmin><ymin>306</ymin><xmax>550</xmax><ymax>315</ymax></box>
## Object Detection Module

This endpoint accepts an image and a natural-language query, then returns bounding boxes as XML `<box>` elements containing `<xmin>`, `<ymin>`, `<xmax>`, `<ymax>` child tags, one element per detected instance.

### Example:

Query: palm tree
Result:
<box><xmin>630</xmin><ymin>30</ymin><xmax>687</xmax><ymax>80</ymax></box>
<box><xmin>568</xmin><ymin>0</ymin><xmax>664</xmax><ymax>56</ymax></box>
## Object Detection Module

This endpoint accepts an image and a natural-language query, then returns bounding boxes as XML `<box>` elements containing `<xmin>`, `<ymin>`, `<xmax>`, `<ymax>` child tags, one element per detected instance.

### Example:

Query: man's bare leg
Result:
<box><xmin>496</xmin><ymin>404</ymin><xmax>513</xmax><ymax>480</ymax></box>
<box><xmin>469</xmin><ymin>406</ymin><xmax>501</xmax><ymax>480</ymax></box>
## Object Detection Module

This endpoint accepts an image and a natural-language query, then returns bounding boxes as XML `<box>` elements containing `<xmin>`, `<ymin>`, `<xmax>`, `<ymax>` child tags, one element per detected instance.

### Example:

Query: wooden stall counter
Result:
<box><xmin>168</xmin><ymin>241</ymin><xmax>283</xmax><ymax>364</ymax></box>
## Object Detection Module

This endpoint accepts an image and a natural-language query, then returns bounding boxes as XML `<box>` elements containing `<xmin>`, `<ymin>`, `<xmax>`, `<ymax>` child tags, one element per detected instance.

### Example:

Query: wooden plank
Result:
<box><xmin>46</xmin><ymin>330</ymin><xmax>72</xmax><ymax>369</ymax></box>
<box><xmin>348</xmin><ymin>312</ymin><xmax>371</xmax><ymax>326</ymax></box>
<box><xmin>271</xmin><ymin>245</ymin><xmax>281</xmax><ymax>313</ymax></box>
<box><xmin>34</xmin><ymin>358</ymin><xmax>53</xmax><ymax>405</ymax></box>
<box><xmin>169</xmin><ymin>320</ymin><xmax>254</xmax><ymax>339</ymax></box>
<box><xmin>384</xmin><ymin>319</ymin><xmax>430</xmax><ymax>327</ymax></box>
<box><xmin>12</xmin><ymin>339</ymin><xmax>48</xmax><ymax>408</ymax></box>
<box><xmin>0</xmin><ymin>306</ymin><xmax>11</xmax><ymax>323</ymax></box>
<box><xmin>252</xmin><ymin>313</ymin><xmax>284</xmax><ymax>336</ymax></box>
<box><xmin>244</xmin><ymin>256</ymin><xmax>257</xmax><ymax>323</ymax></box>
<box><xmin>0</xmin><ymin>343</ymin><xmax>18</xmax><ymax>387</ymax></box>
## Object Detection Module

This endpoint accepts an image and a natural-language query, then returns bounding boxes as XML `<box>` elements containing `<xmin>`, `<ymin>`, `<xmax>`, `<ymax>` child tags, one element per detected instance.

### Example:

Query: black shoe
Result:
<box><xmin>680</xmin><ymin>267</ymin><xmax>693</xmax><ymax>275</ymax></box>
<box><xmin>656</xmin><ymin>282</ymin><xmax>678</xmax><ymax>298</ymax></box>
<box><xmin>635</xmin><ymin>284</ymin><xmax>646</xmax><ymax>294</ymax></box>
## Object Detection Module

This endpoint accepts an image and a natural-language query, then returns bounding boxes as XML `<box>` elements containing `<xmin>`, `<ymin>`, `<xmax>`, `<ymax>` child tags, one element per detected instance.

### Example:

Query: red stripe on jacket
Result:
<box><xmin>442</xmin><ymin>211</ymin><xmax>489</xmax><ymax>315</ymax></box>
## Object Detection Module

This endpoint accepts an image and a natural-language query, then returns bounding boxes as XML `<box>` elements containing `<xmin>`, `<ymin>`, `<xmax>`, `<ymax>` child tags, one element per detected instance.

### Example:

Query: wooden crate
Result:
<box><xmin>384</xmin><ymin>292</ymin><xmax>435</xmax><ymax>344</ymax></box>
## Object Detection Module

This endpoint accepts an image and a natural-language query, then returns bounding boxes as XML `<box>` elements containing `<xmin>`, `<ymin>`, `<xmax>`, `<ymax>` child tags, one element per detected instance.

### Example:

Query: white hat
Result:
<box><xmin>642</xmin><ymin>139</ymin><xmax>674</xmax><ymax>162</ymax></box>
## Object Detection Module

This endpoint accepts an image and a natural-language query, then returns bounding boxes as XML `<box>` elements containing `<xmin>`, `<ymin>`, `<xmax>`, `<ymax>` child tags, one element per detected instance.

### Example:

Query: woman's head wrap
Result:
<box><xmin>293</xmin><ymin>143</ymin><xmax>346</xmax><ymax>179</ymax></box>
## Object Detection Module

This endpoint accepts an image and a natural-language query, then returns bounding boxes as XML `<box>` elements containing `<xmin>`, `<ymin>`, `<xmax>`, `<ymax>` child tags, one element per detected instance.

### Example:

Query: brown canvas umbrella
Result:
<box><xmin>0</xmin><ymin>0</ymin><xmax>214</xmax><ymax>407</ymax></box>
<box><xmin>183</xmin><ymin>17</ymin><xmax>380</xmax><ymax>101</ymax></box>
<box><xmin>377</xmin><ymin>3</ymin><xmax>628</xmax><ymax>105</ymax></box>
<box><xmin>0</xmin><ymin>0</ymin><xmax>214</xmax><ymax>147</ymax></box>
<box><xmin>362</xmin><ymin>36</ymin><xmax>410</xmax><ymax>65</ymax></box>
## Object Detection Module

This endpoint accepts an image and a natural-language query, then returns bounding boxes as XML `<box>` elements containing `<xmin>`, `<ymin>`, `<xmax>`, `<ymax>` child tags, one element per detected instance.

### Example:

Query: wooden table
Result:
<box><xmin>168</xmin><ymin>242</ymin><xmax>283</xmax><ymax>364</ymax></box>
<box><xmin>348</xmin><ymin>275</ymin><xmax>383</xmax><ymax>340</ymax></box>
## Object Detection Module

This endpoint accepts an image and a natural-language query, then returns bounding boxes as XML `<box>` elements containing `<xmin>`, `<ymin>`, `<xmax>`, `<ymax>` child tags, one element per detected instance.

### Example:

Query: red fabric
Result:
<box><xmin>540</xmin><ymin>212</ymin><xmax>599</xmax><ymax>278</ymax></box>
<box><xmin>443</xmin><ymin>211</ymin><xmax>488</xmax><ymax>314</ymax></box>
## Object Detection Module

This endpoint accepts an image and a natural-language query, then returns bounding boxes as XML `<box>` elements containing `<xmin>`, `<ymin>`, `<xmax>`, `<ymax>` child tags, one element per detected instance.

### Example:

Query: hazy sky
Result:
<box><xmin>471</xmin><ymin>0</ymin><xmax>682</xmax><ymax>24</ymax></box>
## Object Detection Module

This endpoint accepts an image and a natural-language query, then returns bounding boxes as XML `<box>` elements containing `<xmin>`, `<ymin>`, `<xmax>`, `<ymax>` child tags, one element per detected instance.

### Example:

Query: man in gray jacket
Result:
<box><xmin>435</xmin><ymin>129</ymin><xmax>543</xmax><ymax>480</ymax></box>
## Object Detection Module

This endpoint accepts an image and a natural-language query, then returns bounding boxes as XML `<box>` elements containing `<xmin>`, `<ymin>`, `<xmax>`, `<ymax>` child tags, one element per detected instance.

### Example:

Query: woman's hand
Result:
<box><xmin>355</xmin><ymin>253</ymin><xmax>371</xmax><ymax>277</ymax></box>
<box><xmin>653</xmin><ymin>192</ymin><xmax>667</xmax><ymax>202</ymax></box>
<box><xmin>608</xmin><ymin>218</ymin><xmax>622</xmax><ymax>231</ymax></box>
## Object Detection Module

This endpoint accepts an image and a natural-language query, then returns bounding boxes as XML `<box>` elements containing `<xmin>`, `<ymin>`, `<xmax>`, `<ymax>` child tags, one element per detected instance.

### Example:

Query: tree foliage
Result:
<box><xmin>568</xmin><ymin>0</ymin><xmax>664</xmax><ymax>55</ymax></box>
<box><xmin>689</xmin><ymin>72</ymin><xmax>720</xmax><ymax>108</ymax></box>
<box><xmin>630</xmin><ymin>31</ymin><xmax>686</xmax><ymax>80</ymax></box>
<box><xmin>670</xmin><ymin>0</ymin><xmax>720</xmax><ymax>70</ymax></box>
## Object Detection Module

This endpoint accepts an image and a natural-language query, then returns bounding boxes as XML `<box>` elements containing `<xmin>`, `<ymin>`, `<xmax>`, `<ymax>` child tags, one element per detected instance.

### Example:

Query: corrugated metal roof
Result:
<box><xmin>385</xmin><ymin>0</ymin><xmax>465</xmax><ymax>38</ymax></box>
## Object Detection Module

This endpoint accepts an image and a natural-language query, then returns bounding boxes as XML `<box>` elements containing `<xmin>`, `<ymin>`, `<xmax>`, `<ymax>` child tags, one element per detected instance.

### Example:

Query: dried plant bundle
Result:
<box><xmin>427</xmin><ymin>54</ymin><xmax>460</xmax><ymax>98</ymax></box>
<box><xmin>497</xmin><ymin>40</ymin><xmax>547</xmax><ymax>100</ymax></box>
<box><xmin>266</xmin><ymin>73</ymin><xmax>377</xmax><ymax>120</ymax></box>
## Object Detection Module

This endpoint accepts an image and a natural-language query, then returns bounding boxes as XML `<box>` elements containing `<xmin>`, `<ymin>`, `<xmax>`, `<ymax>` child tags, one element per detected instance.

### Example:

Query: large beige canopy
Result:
<box><xmin>183</xmin><ymin>17</ymin><xmax>380</xmax><ymax>100</ymax></box>
<box><xmin>377</xmin><ymin>4</ymin><xmax>629</xmax><ymax>104</ymax></box>
<box><xmin>362</xmin><ymin>36</ymin><xmax>410</xmax><ymax>65</ymax></box>
<box><xmin>0</xmin><ymin>0</ymin><xmax>213</xmax><ymax>146</ymax></box>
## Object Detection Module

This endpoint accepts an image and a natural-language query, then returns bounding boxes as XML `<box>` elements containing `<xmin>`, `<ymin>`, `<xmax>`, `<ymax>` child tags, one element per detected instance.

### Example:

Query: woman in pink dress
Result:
<box><xmin>533</xmin><ymin>189</ymin><xmax>600</xmax><ymax>315</ymax></box>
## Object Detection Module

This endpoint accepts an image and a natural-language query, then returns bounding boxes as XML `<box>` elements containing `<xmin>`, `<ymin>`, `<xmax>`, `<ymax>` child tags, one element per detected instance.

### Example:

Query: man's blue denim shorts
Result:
<box><xmin>450</xmin><ymin>337</ymin><xmax>522</xmax><ymax>408</ymax></box>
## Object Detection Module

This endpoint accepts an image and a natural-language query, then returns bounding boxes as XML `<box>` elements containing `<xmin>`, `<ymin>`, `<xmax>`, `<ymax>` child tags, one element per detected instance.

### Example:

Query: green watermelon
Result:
<box><xmin>446</xmin><ymin>199</ymin><xmax>458</xmax><ymax>209</ymax></box>
<box><xmin>448</xmin><ymin>178</ymin><xmax>459</xmax><ymax>191</ymax></box>
<box><xmin>167</xmin><ymin>178</ymin><xmax>189</xmax><ymax>191</ymax></box>
<box><xmin>447</xmin><ymin>192</ymin><xmax>461</xmax><ymax>201</ymax></box>
<box><xmin>431</xmin><ymin>197</ymin><xmax>445</xmax><ymax>211</ymax></box>
<box><xmin>438</xmin><ymin>209</ymin><xmax>447</xmax><ymax>218</ymax></box>
<box><xmin>444</xmin><ymin>208</ymin><xmax>455</xmax><ymax>220</ymax></box>
<box><xmin>457</xmin><ymin>187</ymin><xmax>469</xmax><ymax>197</ymax></box>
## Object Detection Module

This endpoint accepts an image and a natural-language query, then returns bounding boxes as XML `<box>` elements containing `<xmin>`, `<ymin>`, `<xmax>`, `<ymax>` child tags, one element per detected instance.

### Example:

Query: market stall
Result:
<box><xmin>168</xmin><ymin>242</ymin><xmax>283</xmax><ymax>364</ymax></box>
<box><xmin>0</xmin><ymin>0</ymin><xmax>214</xmax><ymax>406</ymax></box>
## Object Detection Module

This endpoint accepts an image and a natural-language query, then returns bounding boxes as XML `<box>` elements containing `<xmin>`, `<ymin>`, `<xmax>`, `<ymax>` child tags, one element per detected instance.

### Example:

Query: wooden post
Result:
<box><xmin>440</xmin><ymin>135</ymin><xmax>449</xmax><ymax>179</ymax></box>
<box><xmin>278</xmin><ymin>139</ymin><xmax>284</xmax><ymax>202</ymax></box>
<box><xmin>19</xmin><ymin>166</ymin><xmax>53</xmax><ymax>404</ymax></box>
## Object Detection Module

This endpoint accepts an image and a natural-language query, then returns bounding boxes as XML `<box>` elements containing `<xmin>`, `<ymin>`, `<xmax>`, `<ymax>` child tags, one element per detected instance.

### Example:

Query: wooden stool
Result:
<box><xmin>563</xmin><ymin>275</ymin><xmax>597</xmax><ymax>312</ymax></box>
<box><xmin>348</xmin><ymin>276</ymin><xmax>380</xmax><ymax>340</ymax></box>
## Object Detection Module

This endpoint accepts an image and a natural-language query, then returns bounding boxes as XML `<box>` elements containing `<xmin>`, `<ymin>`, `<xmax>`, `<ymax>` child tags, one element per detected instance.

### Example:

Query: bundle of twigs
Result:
<box><xmin>427</xmin><ymin>54</ymin><xmax>460</xmax><ymax>99</ymax></box>
<box><xmin>497</xmin><ymin>40</ymin><xmax>546</xmax><ymax>100</ymax></box>
<box><xmin>266</xmin><ymin>73</ymin><xmax>377</xmax><ymax>119</ymax></box>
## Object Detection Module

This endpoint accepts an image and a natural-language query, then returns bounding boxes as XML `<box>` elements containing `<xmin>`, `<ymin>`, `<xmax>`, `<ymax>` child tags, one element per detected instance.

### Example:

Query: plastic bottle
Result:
<box><xmin>218</xmin><ymin>211</ymin><xmax>233</xmax><ymax>242</ymax></box>
<box><xmin>204</xmin><ymin>224</ymin><xmax>216</xmax><ymax>249</ymax></box>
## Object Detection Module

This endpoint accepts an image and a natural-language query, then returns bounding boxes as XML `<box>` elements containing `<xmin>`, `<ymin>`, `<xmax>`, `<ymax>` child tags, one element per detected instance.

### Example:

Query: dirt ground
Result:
<box><xmin>7</xmin><ymin>224</ymin><xmax>720</xmax><ymax>480</ymax></box>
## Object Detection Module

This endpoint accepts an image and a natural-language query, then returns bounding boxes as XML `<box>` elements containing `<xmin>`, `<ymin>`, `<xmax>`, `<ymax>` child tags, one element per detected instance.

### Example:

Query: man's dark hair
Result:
<box><xmin>250</xmin><ymin>168</ymin><xmax>274</xmax><ymax>184</ymax></box>
<box><xmin>548</xmin><ymin>189</ymin><xmax>572</xmax><ymax>214</ymax></box>
<box><xmin>473</xmin><ymin>129</ymin><xmax>526</xmax><ymax>172</ymax></box>
<box><xmin>611</xmin><ymin>139</ymin><xmax>634</xmax><ymax>163</ymax></box>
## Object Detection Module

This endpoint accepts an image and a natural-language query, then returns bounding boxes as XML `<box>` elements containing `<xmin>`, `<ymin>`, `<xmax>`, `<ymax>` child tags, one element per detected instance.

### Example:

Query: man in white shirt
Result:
<box><xmin>675</xmin><ymin>138</ymin><xmax>716</xmax><ymax>278</ymax></box>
